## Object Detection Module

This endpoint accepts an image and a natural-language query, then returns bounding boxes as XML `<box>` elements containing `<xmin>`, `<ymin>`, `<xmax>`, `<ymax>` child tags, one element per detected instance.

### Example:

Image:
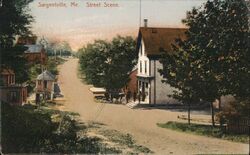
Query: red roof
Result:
<box><xmin>137</xmin><ymin>27</ymin><xmax>187</xmax><ymax>55</ymax></box>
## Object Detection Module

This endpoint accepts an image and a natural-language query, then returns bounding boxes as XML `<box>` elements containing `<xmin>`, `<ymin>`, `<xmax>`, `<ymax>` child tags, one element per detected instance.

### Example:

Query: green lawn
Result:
<box><xmin>157</xmin><ymin>121</ymin><xmax>249</xmax><ymax>144</ymax></box>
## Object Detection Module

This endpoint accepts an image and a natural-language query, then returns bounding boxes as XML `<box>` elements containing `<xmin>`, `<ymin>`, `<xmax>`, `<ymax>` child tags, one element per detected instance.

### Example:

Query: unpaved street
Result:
<box><xmin>58</xmin><ymin>58</ymin><xmax>248</xmax><ymax>154</ymax></box>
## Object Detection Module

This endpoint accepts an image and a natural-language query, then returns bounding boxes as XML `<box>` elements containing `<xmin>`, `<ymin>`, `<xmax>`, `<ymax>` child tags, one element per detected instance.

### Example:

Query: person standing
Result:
<box><xmin>133</xmin><ymin>91</ymin><xmax>137</xmax><ymax>102</ymax></box>
<box><xmin>126</xmin><ymin>90</ymin><xmax>131</xmax><ymax>103</ymax></box>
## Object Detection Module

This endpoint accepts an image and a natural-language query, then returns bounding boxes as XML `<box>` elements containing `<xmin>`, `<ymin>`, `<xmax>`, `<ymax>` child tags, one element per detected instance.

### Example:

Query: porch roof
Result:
<box><xmin>37</xmin><ymin>70</ymin><xmax>55</xmax><ymax>81</ymax></box>
<box><xmin>137</xmin><ymin>74</ymin><xmax>154</xmax><ymax>79</ymax></box>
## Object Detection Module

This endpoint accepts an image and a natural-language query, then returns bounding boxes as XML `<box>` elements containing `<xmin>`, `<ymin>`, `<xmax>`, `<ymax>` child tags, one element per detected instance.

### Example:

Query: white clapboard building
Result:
<box><xmin>136</xmin><ymin>20</ymin><xmax>186</xmax><ymax>105</ymax></box>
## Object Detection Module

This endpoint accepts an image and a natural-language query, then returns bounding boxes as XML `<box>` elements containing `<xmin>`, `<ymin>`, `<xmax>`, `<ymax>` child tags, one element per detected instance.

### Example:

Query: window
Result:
<box><xmin>10</xmin><ymin>91</ymin><xmax>18</xmax><ymax>102</ymax></box>
<box><xmin>140</xmin><ymin>61</ymin><xmax>142</xmax><ymax>73</ymax></box>
<box><xmin>145</xmin><ymin>61</ymin><xmax>147</xmax><ymax>74</ymax></box>
<box><xmin>10</xmin><ymin>75</ymin><xmax>12</xmax><ymax>84</ymax></box>
<box><xmin>12</xmin><ymin>75</ymin><xmax>15</xmax><ymax>84</ymax></box>
<box><xmin>140</xmin><ymin>46</ymin><xmax>142</xmax><ymax>55</ymax></box>
<box><xmin>44</xmin><ymin>81</ymin><xmax>47</xmax><ymax>89</ymax></box>
<box><xmin>38</xmin><ymin>80</ymin><xmax>41</xmax><ymax>85</ymax></box>
<box><xmin>7</xmin><ymin>75</ymin><xmax>10</xmax><ymax>85</ymax></box>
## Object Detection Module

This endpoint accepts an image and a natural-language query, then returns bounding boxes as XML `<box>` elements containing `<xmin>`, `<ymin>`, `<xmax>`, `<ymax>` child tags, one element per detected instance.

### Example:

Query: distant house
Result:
<box><xmin>136</xmin><ymin>20</ymin><xmax>186</xmax><ymax>105</ymax></box>
<box><xmin>35</xmin><ymin>70</ymin><xmax>55</xmax><ymax>102</ymax></box>
<box><xmin>24</xmin><ymin>44</ymin><xmax>47</xmax><ymax>65</ymax></box>
<box><xmin>0</xmin><ymin>68</ymin><xmax>27</xmax><ymax>106</ymax></box>
<box><xmin>17</xmin><ymin>36</ymin><xmax>47</xmax><ymax>65</ymax></box>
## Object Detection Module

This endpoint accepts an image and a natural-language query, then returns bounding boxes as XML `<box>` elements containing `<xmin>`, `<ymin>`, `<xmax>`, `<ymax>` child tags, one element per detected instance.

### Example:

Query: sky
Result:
<box><xmin>29</xmin><ymin>0</ymin><xmax>206</xmax><ymax>51</ymax></box>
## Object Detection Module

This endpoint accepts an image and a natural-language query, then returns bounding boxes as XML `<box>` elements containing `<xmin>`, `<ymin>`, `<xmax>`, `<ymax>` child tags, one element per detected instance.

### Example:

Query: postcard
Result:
<box><xmin>0</xmin><ymin>0</ymin><xmax>249</xmax><ymax>154</ymax></box>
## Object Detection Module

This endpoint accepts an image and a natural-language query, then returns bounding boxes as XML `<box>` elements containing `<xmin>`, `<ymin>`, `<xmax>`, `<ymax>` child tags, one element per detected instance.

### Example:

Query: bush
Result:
<box><xmin>1</xmin><ymin>102</ymin><xmax>121</xmax><ymax>153</ymax></box>
<box><xmin>1</xmin><ymin>103</ymin><xmax>55</xmax><ymax>153</ymax></box>
<box><xmin>216</xmin><ymin>98</ymin><xmax>250</xmax><ymax>124</ymax></box>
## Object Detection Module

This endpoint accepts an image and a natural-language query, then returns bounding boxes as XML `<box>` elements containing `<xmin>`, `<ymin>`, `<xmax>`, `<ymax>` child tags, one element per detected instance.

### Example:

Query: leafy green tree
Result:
<box><xmin>0</xmin><ymin>0</ymin><xmax>34</xmax><ymax>83</ymax></box>
<box><xmin>79</xmin><ymin>40</ymin><xmax>109</xmax><ymax>86</ymax></box>
<box><xmin>160</xmin><ymin>0</ymin><xmax>249</xmax><ymax>126</ymax></box>
<box><xmin>159</xmin><ymin>42</ymin><xmax>201</xmax><ymax>125</ymax></box>
<box><xmin>79</xmin><ymin>36</ymin><xmax>137</xmax><ymax>96</ymax></box>
<box><xmin>103</xmin><ymin>36</ymin><xmax>137</xmax><ymax>93</ymax></box>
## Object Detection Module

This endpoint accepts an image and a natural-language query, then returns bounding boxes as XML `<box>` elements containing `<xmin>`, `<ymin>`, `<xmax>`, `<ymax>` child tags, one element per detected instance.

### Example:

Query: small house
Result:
<box><xmin>35</xmin><ymin>70</ymin><xmax>55</xmax><ymax>102</ymax></box>
<box><xmin>0</xmin><ymin>68</ymin><xmax>27</xmax><ymax>106</ymax></box>
<box><xmin>24</xmin><ymin>44</ymin><xmax>47</xmax><ymax>65</ymax></box>
<box><xmin>17</xmin><ymin>36</ymin><xmax>47</xmax><ymax>65</ymax></box>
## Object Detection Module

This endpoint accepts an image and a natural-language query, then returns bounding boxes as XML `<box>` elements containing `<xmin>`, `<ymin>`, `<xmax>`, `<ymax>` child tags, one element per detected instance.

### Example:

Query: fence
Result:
<box><xmin>227</xmin><ymin>118</ymin><xmax>250</xmax><ymax>134</ymax></box>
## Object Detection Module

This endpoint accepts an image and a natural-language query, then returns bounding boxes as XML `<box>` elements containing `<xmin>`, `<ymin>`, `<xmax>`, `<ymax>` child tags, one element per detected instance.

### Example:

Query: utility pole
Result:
<box><xmin>139</xmin><ymin>0</ymin><xmax>141</xmax><ymax>27</ymax></box>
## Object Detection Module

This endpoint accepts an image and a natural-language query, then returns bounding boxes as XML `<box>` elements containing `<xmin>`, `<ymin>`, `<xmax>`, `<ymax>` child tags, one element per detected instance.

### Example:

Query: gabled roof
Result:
<box><xmin>37</xmin><ymin>70</ymin><xmax>55</xmax><ymax>81</ymax></box>
<box><xmin>1</xmin><ymin>68</ymin><xmax>14</xmax><ymax>75</ymax></box>
<box><xmin>137</xmin><ymin>27</ymin><xmax>187</xmax><ymax>56</ymax></box>
<box><xmin>24</xmin><ymin>45</ymin><xmax>44</xmax><ymax>53</ymax></box>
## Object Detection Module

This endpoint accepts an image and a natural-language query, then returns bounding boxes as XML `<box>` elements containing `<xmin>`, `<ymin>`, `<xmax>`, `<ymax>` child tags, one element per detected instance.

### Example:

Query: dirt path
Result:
<box><xmin>58</xmin><ymin>58</ymin><xmax>248</xmax><ymax>154</ymax></box>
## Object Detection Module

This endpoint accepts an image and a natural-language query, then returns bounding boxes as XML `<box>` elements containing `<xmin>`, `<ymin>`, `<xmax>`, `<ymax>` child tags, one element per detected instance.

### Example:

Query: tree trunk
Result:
<box><xmin>188</xmin><ymin>102</ymin><xmax>191</xmax><ymax>125</ymax></box>
<box><xmin>210</xmin><ymin>102</ymin><xmax>215</xmax><ymax>127</ymax></box>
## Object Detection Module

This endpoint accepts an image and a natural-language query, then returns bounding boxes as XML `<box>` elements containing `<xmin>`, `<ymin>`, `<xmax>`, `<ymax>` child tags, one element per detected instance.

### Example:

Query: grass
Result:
<box><xmin>157</xmin><ymin>121</ymin><xmax>249</xmax><ymax>144</ymax></box>
<box><xmin>98</xmin><ymin>129</ymin><xmax>153</xmax><ymax>153</ymax></box>
<box><xmin>1</xmin><ymin>103</ymin><xmax>121</xmax><ymax>154</ymax></box>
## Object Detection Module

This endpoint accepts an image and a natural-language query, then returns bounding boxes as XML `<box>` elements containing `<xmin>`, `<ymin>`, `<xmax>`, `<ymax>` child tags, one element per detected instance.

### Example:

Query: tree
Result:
<box><xmin>79</xmin><ymin>40</ymin><xmax>109</xmax><ymax>86</ymax></box>
<box><xmin>160</xmin><ymin>0</ymin><xmax>249</xmax><ymax>126</ymax></box>
<box><xmin>159</xmin><ymin>40</ymin><xmax>201</xmax><ymax>125</ymax></box>
<box><xmin>103</xmin><ymin>36</ymin><xmax>137</xmax><ymax>93</ymax></box>
<box><xmin>78</xmin><ymin>36</ymin><xmax>137</xmax><ymax>98</ymax></box>
<box><xmin>0</xmin><ymin>0</ymin><xmax>34</xmax><ymax>83</ymax></box>
<box><xmin>38</xmin><ymin>39</ymin><xmax>72</xmax><ymax>57</ymax></box>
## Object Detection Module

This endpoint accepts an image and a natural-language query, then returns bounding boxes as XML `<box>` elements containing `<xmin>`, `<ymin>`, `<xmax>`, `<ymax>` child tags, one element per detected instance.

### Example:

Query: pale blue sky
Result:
<box><xmin>29</xmin><ymin>0</ymin><xmax>206</xmax><ymax>50</ymax></box>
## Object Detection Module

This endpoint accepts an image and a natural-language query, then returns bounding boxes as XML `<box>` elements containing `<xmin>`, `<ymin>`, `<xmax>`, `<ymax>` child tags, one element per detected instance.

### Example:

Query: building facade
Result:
<box><xmin>0</xmin><ymin>69</ymin><xmax>27</xmax><ymax>106</ymax></box>
<box><xmin>24</xmin><ymin>44</ymin><xmax>47</xmax><ymax>65</ymax></box>
<box><xmin>136</xmin><ymin>25</ymin><xmax>186</xmax><ymax>105</ymax></box>
<box><xmin>35</xmin><ymin>70</ymin><xmax>55</xmax><ymax>102</ymax></box>
<box><xmin>17</xmin><ymin>36</ymin><xmax>47</xmax><ymax>65</ymax></box>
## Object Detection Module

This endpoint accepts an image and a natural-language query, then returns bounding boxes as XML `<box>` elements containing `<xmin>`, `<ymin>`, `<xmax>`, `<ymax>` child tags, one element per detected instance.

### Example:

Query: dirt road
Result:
<box><xmin>58</xmin><ymin>58</ymin><xmax>248</xmax><ymax>154</ymax></box>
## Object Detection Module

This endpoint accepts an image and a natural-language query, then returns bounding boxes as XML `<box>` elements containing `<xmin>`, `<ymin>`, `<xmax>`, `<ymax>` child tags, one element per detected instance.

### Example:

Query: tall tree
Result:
<box><xmin>159</xmin><ymin>40</ymin><xmax>201</xmax><ymax>125</ymax></box>
<box><xmin>79</xmin><ymin>36</ymin><xmax>137</xmax><ymax>96</ymax></box>
<box><xmin>79</xmin><ymin>40</ymin><xmax>109</xmax><ymax>86</ymax></box>
<box><xmin>0</xmin><ymin>0</ymin><xmax>34</xmax><ymax>83</ymax></box>
<box><xmin>160</xmin><ymin>0</ymin><xmax>249</xmax><ymax>126</ymax></box>
<box><xmin>103</xmin><ymin>36</ymin><xmax>137</xmax><ymax>93</ymax></box>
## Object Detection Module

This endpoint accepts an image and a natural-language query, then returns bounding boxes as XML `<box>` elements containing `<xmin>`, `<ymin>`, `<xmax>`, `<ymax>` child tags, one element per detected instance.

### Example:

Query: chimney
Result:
<box><xmin>144</xmin><ymin>19</ymin><xmax>148</xmax><ymax>27</ymax></box>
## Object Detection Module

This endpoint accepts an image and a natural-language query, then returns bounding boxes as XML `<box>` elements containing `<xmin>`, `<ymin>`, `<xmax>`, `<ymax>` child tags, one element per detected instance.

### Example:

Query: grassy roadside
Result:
<box><xmin>97</xmin><ymin>128</ymin><xmax>153</xmax><ymax>154</ymax></box>
<box><xmin>2</xmin><ymin>101</ymin><xmax>152</xmax><ymax>154</ymax></box>
<box><xmin>1</xmin><ymin>102</ymin><xmax>121</xmax><ymax>154</ymax></box>
<box><xmin>157</xmin><ymin>121</ymin><xmax>249</xmax><ymax>144</ymax></box>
